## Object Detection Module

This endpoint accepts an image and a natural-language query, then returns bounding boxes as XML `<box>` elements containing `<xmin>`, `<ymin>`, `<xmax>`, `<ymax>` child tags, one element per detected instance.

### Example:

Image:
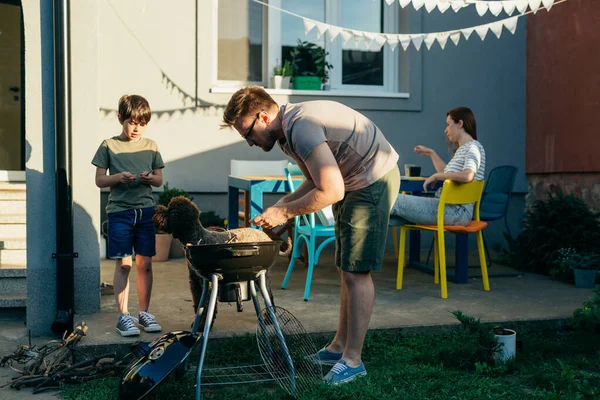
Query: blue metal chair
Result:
<box><xmin>425</xmin><ymin>165</ymin><xmax>518</xmax><ymax>266</ymax></box>
<box><xmin>281</xmin><ymin>163</ymin><xmax>336</xmax><ymax>301</ymax></box>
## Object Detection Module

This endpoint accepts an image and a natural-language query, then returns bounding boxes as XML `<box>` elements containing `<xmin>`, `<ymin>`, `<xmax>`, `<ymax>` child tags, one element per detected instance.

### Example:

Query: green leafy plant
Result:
<box><xmin>514</xmin><ymin>191</ymin><xmax>600</xmax><ymax>275</ymax></box>
<box><xmin>551</xmin><ymin>248</ymin><xmax>600</xmax><ymax>279</ymax></box>
<box><xmin>290</xmin><ymin>40</ymin><xmax>333</xmax><ymax>83</ymax></box>
<box><xmin>568</xmin><ymin>285</ymin><xmax>600</xmax><ymax>333</ymax></box>
<box><xmin>199</xmin><ymin>210</ymin><xmax>226</xmax><ymax>229</ymax></box>
<box><xmin>157</xmin><ymin>182</ymin><xmax>193</xmax><ymax>207</ymax></box>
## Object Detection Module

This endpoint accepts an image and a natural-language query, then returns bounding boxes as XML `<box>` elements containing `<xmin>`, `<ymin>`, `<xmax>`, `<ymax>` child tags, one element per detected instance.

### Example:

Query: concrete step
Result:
<box><xmin>0</xmin><ymin>249</ymin><xmax>26</xmax><ymax>264</ymax></box>
<box><xmin>0</xmin><ymin>239</ymin><xmax>26</xmax><ymax>250</ymax></box>
<box><xmin>0</xmin><ymin>294</ymin><xmax>27</xmax><ymax>308</ymax></box>
<box><xmin>0</xmin><ymin>199</ymin><xmax>26</xmax><ymax>214</ymax></box>
<box><xmin>0</xmin><ymin>268</ymin><xmax>27</xmax><ymax>309</ymax></box>
<box><xmin>0</xmin><ymin>214</ymin><xmax>26</xmax><ymax>224</ymax></box>
<box><xmin>0</xmin><ymin>223</ymin><xmax>26</xmax><ymax>238</ymax></box>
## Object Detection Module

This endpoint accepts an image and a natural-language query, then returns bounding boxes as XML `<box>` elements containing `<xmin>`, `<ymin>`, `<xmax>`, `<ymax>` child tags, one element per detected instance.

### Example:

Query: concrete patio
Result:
<box><xmin>0</xmin><ymin>247</ymin><xmax>595</xmax><ymax>399</ymax></box>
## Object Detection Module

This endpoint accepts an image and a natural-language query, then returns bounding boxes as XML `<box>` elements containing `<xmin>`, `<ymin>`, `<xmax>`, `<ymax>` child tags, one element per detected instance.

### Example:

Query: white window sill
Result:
<box><xmin>210</xmin><ymin>87</ymin><xmax>409</xmax><ymax>99</ymax></box>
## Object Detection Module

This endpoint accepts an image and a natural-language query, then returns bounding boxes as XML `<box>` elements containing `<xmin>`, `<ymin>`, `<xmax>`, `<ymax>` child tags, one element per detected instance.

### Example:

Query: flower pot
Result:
<box><xmin>494</xmin><ymin>328</ymin><xmax>516</xmax><ymax>362</ymax></box>
<box><xmin>153</xmin><ymin>233</ymin><xmax>172</xmax><ymax>262</ymax></box>
<box><xmin>292</xmin><ymin>76</ymin><xmax>322</xmax><ymax>90</ymax></box>
<box><xmin>271</xmin><ymin>75</ymin><xmax>284</xmax><ymax>89</ymax></box>
<box><xmin>100</xmin><ymin>237</ymin><xmax>107</xmax><ymax>260</ymax></box>
<box><xmin>573</xmin><ymin>268</ymin><xmax>598</xmax><ymax>289</ymax></box>
<box><xmin>169</xmin><ymin>238</ymin><xmax>186</xmax><ymax>259</ymax></box>
<box><xmin>282</xmin><ymin>76</ymin><xmax>291</xmax><ymax>89</ymax></box>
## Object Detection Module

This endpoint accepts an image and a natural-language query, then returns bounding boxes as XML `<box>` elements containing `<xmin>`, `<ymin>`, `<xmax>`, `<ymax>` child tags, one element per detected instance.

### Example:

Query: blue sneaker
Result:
<box><xmin>308</xmin><ymin>345</ymin><xmax>343</xmax><ymax>366</ymax></box>
<box><xmin>324</xmin><ymin>360</ymin><xmax>367</xmax><ymax>385</ymax></box>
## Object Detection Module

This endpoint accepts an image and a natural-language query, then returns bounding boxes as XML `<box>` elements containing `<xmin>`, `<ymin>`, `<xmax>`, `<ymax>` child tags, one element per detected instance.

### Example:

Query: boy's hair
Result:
<box><xmin>118</xmin><ymin>94</ymin><xmax>152</xmax><ymax>124</ymax></box>
<box><xmin>221</xmin><ymin>86</ymin><xmax>277</xmax><ymax>129</ymax></box>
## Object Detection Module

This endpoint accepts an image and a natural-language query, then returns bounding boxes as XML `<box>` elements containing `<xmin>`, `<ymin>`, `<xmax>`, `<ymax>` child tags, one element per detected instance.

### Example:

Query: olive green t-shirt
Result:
<box><xmin>92</xmin><ymin>136</ymin><xmax>165</xmax><ymax>214</ymax></box>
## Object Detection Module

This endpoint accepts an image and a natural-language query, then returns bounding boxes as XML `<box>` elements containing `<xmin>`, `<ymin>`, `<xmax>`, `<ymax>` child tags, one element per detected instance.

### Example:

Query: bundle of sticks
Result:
<box><xmin>0</xmin><ymin>321</ymin><xmax>127</xmax><ymax>394</ymax></box>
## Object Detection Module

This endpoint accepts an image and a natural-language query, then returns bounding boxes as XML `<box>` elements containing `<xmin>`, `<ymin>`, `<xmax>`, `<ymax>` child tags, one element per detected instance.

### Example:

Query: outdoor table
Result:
<box><xmin>227</xmin><ymin>174</ymin><xmax>469</xmax><ymax>283</ymax></box>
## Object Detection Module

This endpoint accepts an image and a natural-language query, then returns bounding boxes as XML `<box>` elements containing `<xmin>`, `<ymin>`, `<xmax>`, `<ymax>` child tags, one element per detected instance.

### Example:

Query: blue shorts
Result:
<box><xmin>107</xmin><ymin>206</ymin><xmax>156</xmax><ymax>258</ymax></box>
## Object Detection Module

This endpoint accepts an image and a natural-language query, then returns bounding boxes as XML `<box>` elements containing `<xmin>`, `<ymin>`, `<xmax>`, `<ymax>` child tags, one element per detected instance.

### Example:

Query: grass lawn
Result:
<box><xmin>61</xmin><ymin>317</ymin><xmax>600</xmax><ymax>400</ymax></box>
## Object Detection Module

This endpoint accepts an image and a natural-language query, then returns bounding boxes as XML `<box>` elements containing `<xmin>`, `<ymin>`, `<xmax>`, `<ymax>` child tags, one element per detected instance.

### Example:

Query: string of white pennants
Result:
<box><xmin>390</xmin><ymin>0</ymin><xmax>555</xmax><ymax>16</ymax></box>
<box><xmin>253</xmin><ymin>0</ymin><xmax>565</xmax><ymax>51</ymax></box>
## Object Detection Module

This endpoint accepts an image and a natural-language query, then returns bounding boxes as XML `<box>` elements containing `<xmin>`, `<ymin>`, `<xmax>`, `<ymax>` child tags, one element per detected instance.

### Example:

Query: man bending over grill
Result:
<box><xmin>221</xmin><ymin>86</ymin><xmax>399</xmax><ymax>385</ymax></box>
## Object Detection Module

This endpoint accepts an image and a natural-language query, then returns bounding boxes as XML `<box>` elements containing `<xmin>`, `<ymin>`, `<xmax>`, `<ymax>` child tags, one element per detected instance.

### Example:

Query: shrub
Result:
<box><xmin>568</xmin><ymin>285</ymin><xmax>600</xmax><ymax>333</ymax></box>
<box><xmin>200</xmin><ymin>211</ymin><xmax>226</xmax><ymax>229</ymax></box>
<box><xmin>157</xmin><ymin>182</ymin><xmax>192</xmax><ymax>207</ymax></box>
<box><xmin>514</xmin><ymin>192</ymin><xmax>600</xmax><ymax>275</ymax></box>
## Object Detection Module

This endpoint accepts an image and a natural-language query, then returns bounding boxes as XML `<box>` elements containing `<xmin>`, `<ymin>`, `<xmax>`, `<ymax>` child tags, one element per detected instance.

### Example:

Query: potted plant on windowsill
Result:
<box><xmin>155</xmin><ymin>183</ymin><xmax>193</xmax><ymax>260</ymax></box>
<box><xmin>290</xmin><ymin>40</ymin><xmax>333</xmax><ymax>90</ymax></box>
<box><xmin>271</xmin><ymin>60</ymin><xmax>292</xmax><ymax>90</ymax></box>
<box><xmin>493</xmin><ymin>325</ymin><xmax>516</xmax><ymax>362</ymax></box>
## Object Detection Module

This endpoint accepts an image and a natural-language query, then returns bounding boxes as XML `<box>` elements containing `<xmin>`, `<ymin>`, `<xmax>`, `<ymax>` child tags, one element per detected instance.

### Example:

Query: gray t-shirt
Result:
<box><xmin>92</xmin><ymin>136</ymin><xmax>165</xmax><ymax>213</ymax></box>
<box><xmin>278</xmin><ymin>101</ymin><xmax>399</xmax><ymax>191</ymax></box>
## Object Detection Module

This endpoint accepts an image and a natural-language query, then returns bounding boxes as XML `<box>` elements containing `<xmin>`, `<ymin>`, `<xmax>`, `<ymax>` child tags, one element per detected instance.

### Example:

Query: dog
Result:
<box><xmin>153</xmin><ymin>196</ymin><xmax>277</xmax><ymax>328</ymax></box>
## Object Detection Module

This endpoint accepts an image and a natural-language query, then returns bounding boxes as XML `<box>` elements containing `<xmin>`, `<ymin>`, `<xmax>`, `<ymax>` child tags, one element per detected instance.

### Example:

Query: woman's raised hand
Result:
<box><xmin>414</xmin><ymin>145</ymin><xmax>433</xmax><ymax>156</ymax></box>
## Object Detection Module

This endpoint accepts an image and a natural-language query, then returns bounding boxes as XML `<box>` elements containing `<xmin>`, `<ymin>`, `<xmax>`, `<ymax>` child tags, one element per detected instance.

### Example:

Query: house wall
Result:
<box><xmin>24</xmin><ymin>1</ymin><xmax>528</xmax><ymax>334</ymax></box>
<box><xmin>526</xmin><ymin>0</ymin><xmax>600</xmax><ymax>210</ymax></box>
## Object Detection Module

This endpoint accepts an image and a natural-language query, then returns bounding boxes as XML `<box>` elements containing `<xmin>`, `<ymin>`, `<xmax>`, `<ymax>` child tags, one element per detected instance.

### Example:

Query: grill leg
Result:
<box><xmin>195</xmin><ymin>274</ymin><xmax>219</xmax><ymax>400</ymax></box>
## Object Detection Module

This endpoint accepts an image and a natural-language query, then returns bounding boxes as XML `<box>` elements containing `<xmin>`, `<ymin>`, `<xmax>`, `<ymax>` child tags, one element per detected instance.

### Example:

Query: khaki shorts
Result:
<box><xmin>333</xmin><ymin>166</ymin><xmax>400</xmax><ymax>272</ymax></box>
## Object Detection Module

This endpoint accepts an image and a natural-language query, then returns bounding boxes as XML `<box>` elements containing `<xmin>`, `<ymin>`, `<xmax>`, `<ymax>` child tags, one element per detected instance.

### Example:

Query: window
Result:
<box><xmin>215</xmin><ymin>0</ymin><xmax>402</xmax><ymax>94</ymax></box>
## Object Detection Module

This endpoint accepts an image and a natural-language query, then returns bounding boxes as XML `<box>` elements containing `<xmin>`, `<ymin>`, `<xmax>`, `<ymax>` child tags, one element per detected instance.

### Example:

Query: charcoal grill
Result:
<box><xmin>118</xmin><ymin>240</ymin><xmax>317</xmax><ymax>400</ymax></box>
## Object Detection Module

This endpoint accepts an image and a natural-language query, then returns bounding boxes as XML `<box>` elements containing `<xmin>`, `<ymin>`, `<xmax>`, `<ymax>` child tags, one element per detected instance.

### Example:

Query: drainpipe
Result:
<box><xmin>51</xmin><ymin>0</ymin><xmax>76</xmax><ymax>336</ymax></box>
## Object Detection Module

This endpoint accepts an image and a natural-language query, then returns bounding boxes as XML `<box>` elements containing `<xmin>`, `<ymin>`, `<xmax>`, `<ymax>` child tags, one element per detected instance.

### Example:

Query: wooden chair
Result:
<box><xmin>396</xmin><ymin>179</ymin><xmax>490</xmax><ymax>299</ymax></box>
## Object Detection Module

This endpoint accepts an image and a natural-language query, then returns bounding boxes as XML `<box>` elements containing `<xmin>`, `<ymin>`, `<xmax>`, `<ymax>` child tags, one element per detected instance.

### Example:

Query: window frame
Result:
<box><xmin>212</xmin><ymin>0</ymin><xmax>406</xmax><ymax>96</ymax></box>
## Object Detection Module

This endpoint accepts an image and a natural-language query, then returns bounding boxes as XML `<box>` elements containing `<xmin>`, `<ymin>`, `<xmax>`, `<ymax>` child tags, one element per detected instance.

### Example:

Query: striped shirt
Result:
<box><xmin>436</xmin><ymin>140</ymin><xmax>486</xmax><ymax>215</ymax></box>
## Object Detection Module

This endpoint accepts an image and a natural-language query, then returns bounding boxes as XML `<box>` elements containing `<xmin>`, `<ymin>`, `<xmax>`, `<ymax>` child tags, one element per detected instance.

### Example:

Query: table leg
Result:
<box><xmin>228</xmin><ymin>186</ymin><xmax>239</xmax><ymax>229</ymax></box>
<box><xmin>249</xmin><ymin>185</ymin><xmax>264</xmax><ymax>227</ymax></box>
<box><xmin>454</xmin><ymin>234</ymin><xmax>469</xmax><ymax>284</ymax></box>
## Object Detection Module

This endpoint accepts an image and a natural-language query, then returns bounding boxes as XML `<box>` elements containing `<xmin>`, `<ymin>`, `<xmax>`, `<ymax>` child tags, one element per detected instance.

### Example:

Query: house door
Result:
<box><xmin>0</xmin><ymin>0</ymin><xmax>25</xmax><ymax>175</ymax></box>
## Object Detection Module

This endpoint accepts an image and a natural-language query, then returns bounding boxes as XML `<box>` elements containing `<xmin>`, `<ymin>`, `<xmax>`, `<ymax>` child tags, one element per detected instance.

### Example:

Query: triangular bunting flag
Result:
<box><xmin>328</xmin><ymin>26</ymin><xmax>342</xmax><ymax>41</ymax></box>
<box><xmin>363</xmin><ymin>32</ymin><xmax>377</xmax><ymax>48</ymax></box>
<box><xmin>489</xmin><ymin>20</ymin><xmax>503</xmax><ymax>39</ymax></box>
<box><xmin>476</xmin><ymin>24</ymin><xmax>489</xmax><ymax>41</ymax></box>
<box><xmin>450</xmin><ymin>31</ymin><xmax>461</xmax><ymax>46</ymax></box>
<box><xmin>424</xmin><ymin>0</ymin><xmax>437</xmax><ymax>13</ymax></box>
<box><xmin>451</xmin><ymin>0</ymin><xmax>465</xmax><ymax>13</ymax></box>
<box><xmin>387</xmin><ymin>35</ymin><xmax>399</xmax><ymax>51</ymax></box>
<box><xmin>542</xmin><ymin>0</ymin><xmax>554</xmax><ymax>11</ymax></box>
<box><xmin>303</xmin><ymin>19</ymin><xmax>316</xmax><ymax>35</ymax></box>
<box><xmin>502</xmin><ymin>1</ymin><xmax>516</xmax><ymax>16</ymax></box>
<box><xmin>437</xmin><ymin>33</ymin><xmax>450</xmax><ymax>50</ymax></box>
<box><xmin>424</xmin><ymin>34</ymin><xmax>437</xmax><ymax>50</ymax></box>
<box><xmin>489</xmin><ymin>2</ymin><xmax>503</xmax><ymax>16</ymax></box>
<box><xmin>438</xmin><ymin>1</ymin><xmax>451</xmax><ymax>13</ymax></box>
<box><xmin>385</xmin><ymin>0</ymin><xmax>395</xmax><ymax>5</ymax></box>
<box><xmin>373</xmin><ymin>35</ymin><xmax>387</xmax><ymax>50</ymax></box>
<box><xmin>399</xmin><ymin>0</ymin><xmax>412</xmax><ymax>8</ymax></box>
<box><xmin>411</xmin><ymin>34</ymin><xmax>424</xmax><ymax>51</ymax></box>
<box><xmin>515</xmin><ymin>0</ymin><xmax>529</xmax><ymax>13</ymax></box>
<box><xmin>475</xmin><ymin>2</ymin><xmax>489</xmax><ymax>16</ymax></box>
<box><xmin>339</xmin><ymin>30</ymin><xmax>353</xmax><ymax>45</ymax></box>
<box><xmin>353</xmin><ymin>31</ymin><xmax>364</xmax><ymax>47</ymax></box>
<box><xmin>399</xmin><ymin>35</ymin><xmax>412</xmax><ymax>51</ymax></box>
<box><xmin>503</xmin><ymin>16</ymin><xmax>519</xmax><ymax>35</ymax></box>
<box><xmin>412</xmin><ymin>0</ymin><xmax>426</xmax><ymax>11</ymax></box>
<box><xmin>315</xmin><ymin>22</ymin><xmax>329</xmax><ymax>39</ymax></box>
<box><xmin>529</xmin><ymin>0</ymin><xmax>542</xmax><ymax>13</ymax></box>
<box><xmin>462</xmin><ymin>27</ymin><xmax>474</xmax><ymax>40</ymax></box>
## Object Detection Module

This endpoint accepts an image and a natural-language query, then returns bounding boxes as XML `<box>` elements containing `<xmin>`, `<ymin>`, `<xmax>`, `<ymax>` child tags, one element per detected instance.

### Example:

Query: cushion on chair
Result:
<box><xmin>416</xmin><ymin>220</ymin><xmax>488</xmax><ymax>233</ymax></box>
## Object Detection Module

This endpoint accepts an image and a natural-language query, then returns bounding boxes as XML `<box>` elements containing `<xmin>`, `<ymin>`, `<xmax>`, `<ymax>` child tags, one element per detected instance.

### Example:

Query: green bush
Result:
<box><xmin>568</xmin><ymin>285</ymin><xmax>600</xmax><ymax>333</ymax></box>
<box><xmin>200</xmin><ymin>211</ymin><xmax>226</xmax><ymax>229</ymax></box>
<box><xmin>157</xmin><ymin>182</ymin><xmax>193</xmax><ymax>207</ymax></box>
<box><xmin>514</xmin><ymin>192</ymin><xmax>600</xmax><ymax>275</ymax></box>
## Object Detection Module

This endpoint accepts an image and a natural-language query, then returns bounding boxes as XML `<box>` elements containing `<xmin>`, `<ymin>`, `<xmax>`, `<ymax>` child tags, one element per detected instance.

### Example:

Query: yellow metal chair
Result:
<box><xmin>396</xmin><ymin>179</ymin><xmax>490</xmax><ymax>299</ymax></box>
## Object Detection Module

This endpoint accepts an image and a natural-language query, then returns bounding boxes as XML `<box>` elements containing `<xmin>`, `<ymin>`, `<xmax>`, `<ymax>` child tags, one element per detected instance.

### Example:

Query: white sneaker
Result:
<box><xmin>138</xmin><ymin>311</ymin><xmax>162</xmax><ymax>333</ymax></box>
<box><xmin>116</xmin><ymin>313</ymin><xmax>140</xmax><ymax>337</ymax></box>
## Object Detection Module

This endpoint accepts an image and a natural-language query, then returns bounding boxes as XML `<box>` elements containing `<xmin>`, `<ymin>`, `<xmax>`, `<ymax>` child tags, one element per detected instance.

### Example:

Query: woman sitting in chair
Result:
<box><xmin>391</xmin><ymin>107</ymin><xmax>485</xmax><ymax>226</ymax></box>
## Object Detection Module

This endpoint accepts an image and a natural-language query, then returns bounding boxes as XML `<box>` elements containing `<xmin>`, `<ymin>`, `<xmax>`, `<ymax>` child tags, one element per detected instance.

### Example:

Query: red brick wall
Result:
<box><xmin>526</xmin><ymin>0</ymin><xmax>600</xmax><ymax>174</ymax></box>
<box><xmin>527</xmin><ymin>173</ymin><xmax>600</xmax><ymax>212</ymax></box>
